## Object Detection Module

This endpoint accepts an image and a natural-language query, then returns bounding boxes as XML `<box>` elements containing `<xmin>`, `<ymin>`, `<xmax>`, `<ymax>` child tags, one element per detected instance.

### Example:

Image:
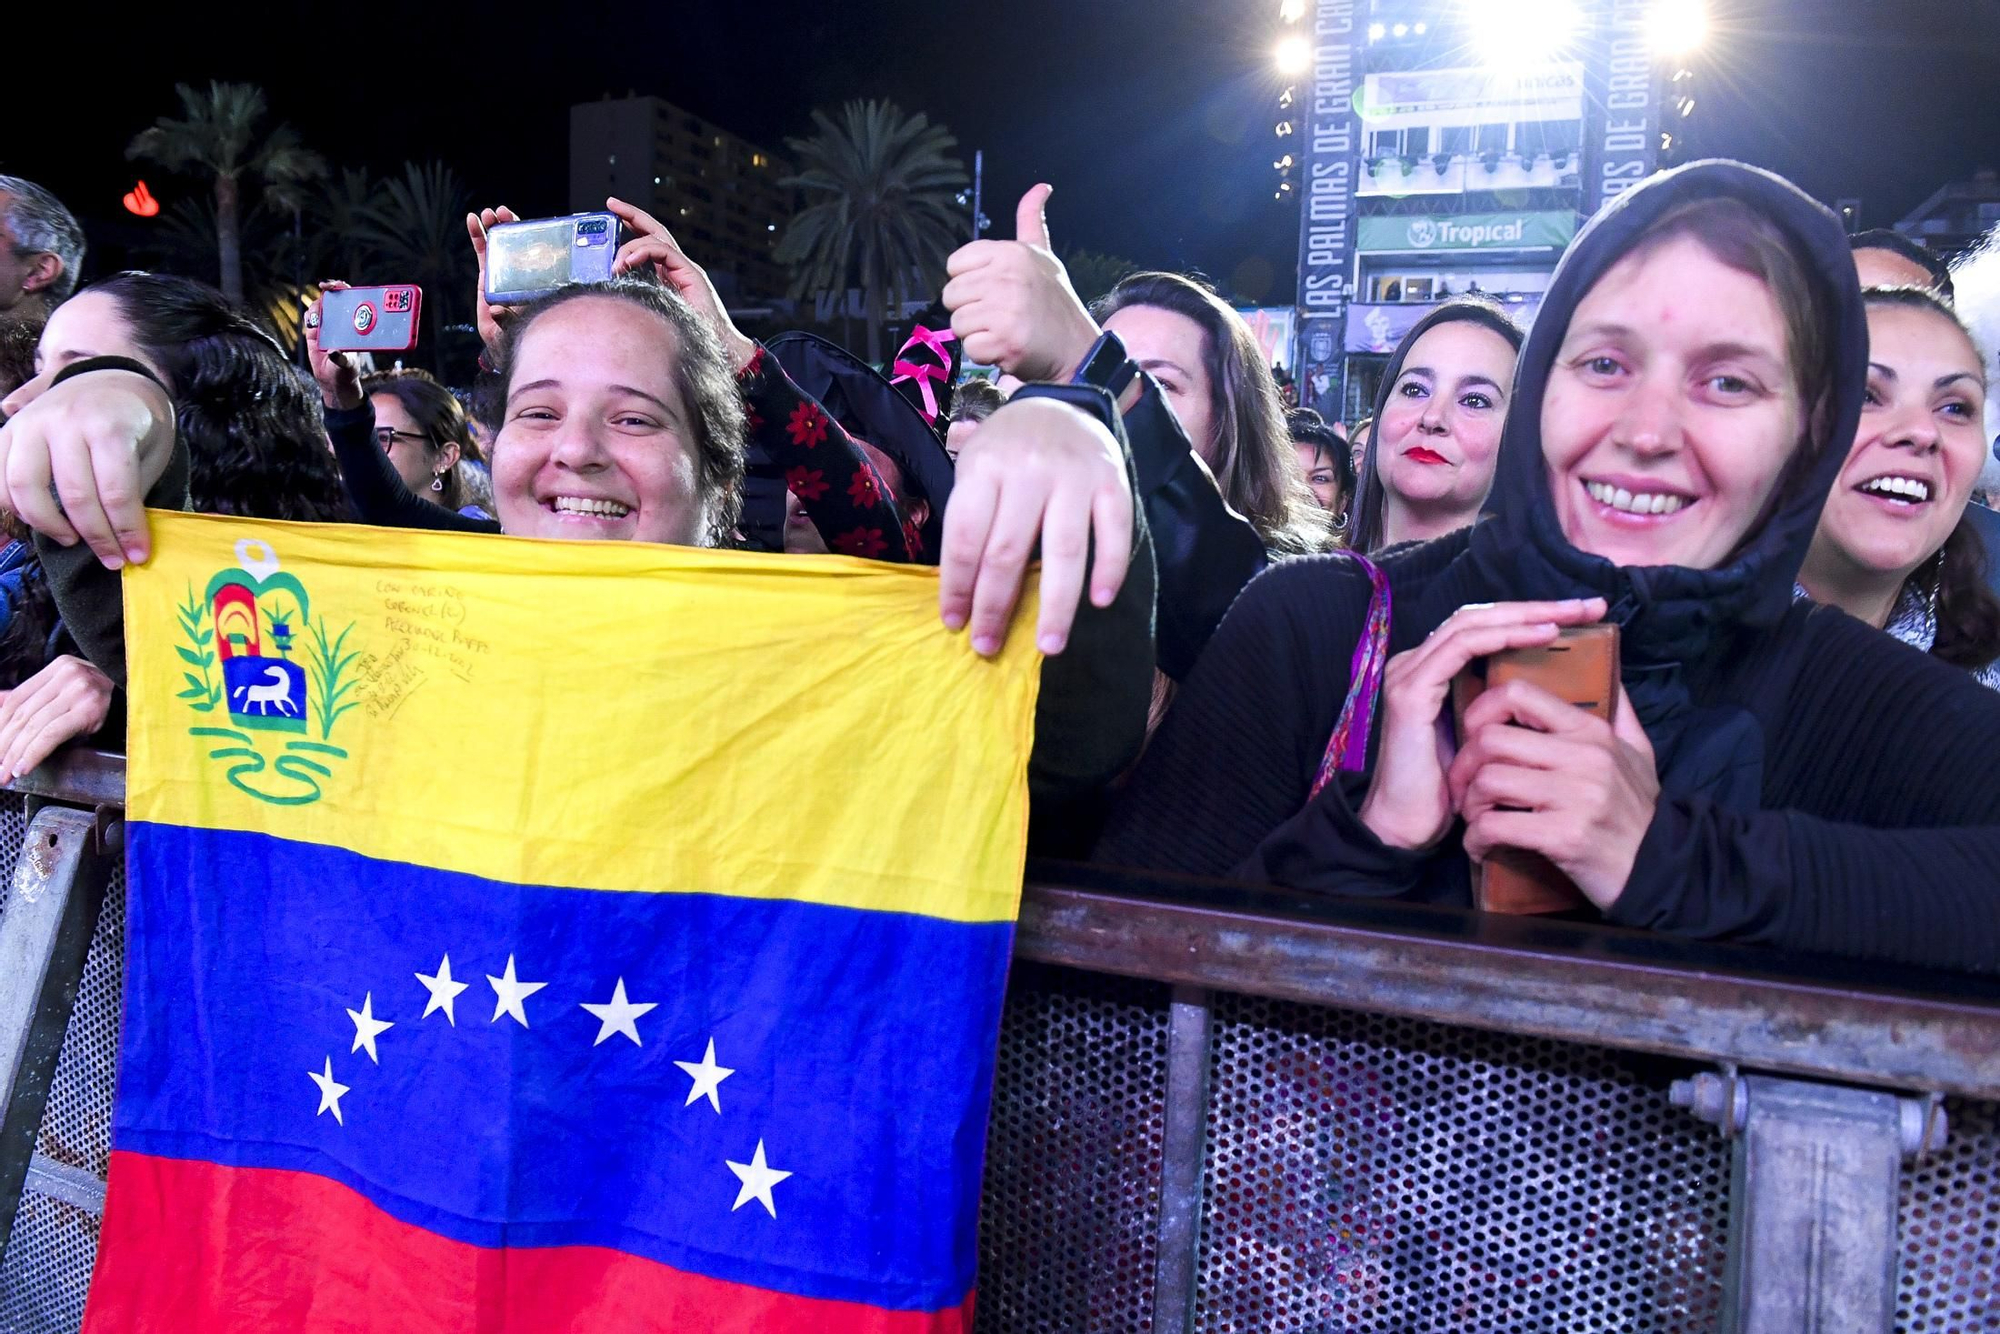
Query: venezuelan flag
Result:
<box><xmin>88</xmin><ymin>511</ymin><xmax>1042</xmax><ymax>1333</ymax></box>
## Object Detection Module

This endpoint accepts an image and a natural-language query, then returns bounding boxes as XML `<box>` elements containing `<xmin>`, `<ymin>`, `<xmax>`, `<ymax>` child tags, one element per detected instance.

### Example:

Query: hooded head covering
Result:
<box><xmin>1350</xmin><ymin>297</ymin><xmax>1526</xmax><ymax>553</ymax></box>
<box><xmin>1460</xmin><ymin>160</ymin><xmax>1868</xmax><ymax>685</ymax></box>
<box><xmin>765</xmin><ymin>332</ymin><xmax>958</xmax><ymax>559</ymax></box>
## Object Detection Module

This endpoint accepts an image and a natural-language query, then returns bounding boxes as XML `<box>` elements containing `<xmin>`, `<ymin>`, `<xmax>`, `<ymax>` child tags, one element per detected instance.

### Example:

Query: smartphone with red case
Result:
<box><xmin>319</xmin><ymin>286</ymin><xmax>423</xmax><ymax>353</ymax></box>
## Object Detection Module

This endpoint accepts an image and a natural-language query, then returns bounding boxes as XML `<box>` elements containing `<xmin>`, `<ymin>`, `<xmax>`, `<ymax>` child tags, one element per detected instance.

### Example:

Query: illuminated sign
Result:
<box><xmin>1293</xmin><ymin>0</ymin><xmax>1363</xmax><ymax>419</ymax></box>
<box><xmin>1357</xmin><ymin>210</ymin><xmax>1577</xmax><ymax>252</ymax></box>
<box><xmin>122</xmin><ymin>180</ymin><xmax>160</xmax><ymax>218</ymax></box>
<box><xmin>1360</xmin><ymin>64</ymin><xmax>1585</xmax><ymax>130</ymax></box>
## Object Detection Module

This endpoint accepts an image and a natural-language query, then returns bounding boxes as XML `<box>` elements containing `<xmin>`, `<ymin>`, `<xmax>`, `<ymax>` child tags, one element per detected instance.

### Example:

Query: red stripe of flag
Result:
<box><xmin>84</xmin><ymin>1152</ymin><xmax>975</xmax><ymax>1333</ymax></box>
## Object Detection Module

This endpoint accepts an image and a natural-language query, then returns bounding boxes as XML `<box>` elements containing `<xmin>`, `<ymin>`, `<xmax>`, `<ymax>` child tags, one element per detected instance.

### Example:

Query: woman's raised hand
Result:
<box><xmin>1357</xmin><ymin>598</ymin><xmax>1607</xmax><ymax>852</ymax></box>
<box><xmin>939</xmin><ymin>396</ymin><xmax>1134</xmax><ymax>658</ymax></box>
<box><xmin>465</xmin><ymin>205</ymin><xmax>522</xmax><ymax>352</ymax></box>
<box><xmin>606</xmin><ymin>197</ymin><xmax>758</xmax><ymax>372</ymax></box>
<box><xmin>303</xmin><ymin>281</ymin><xmax>362</xmax><ymax>411</ymax></box>
<box><xmin>0</xmin><ymin>370</ymin><xmax>176</xmax><ymax>568</ymax></box>
<box><xmin>942</xmin><ymin>185</ymin><xmax>1102</xmax><ymax>384</ymax></box>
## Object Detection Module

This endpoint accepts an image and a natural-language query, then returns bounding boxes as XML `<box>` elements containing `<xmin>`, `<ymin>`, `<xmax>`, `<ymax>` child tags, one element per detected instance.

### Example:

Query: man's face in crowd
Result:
<box><xmin>0</xmin><ymin>196</ymin><xmax>62</xmax><ymax>315</ymax></box>
<box><xmin>1853</xmin><ymin>245</ymin><xmax>1937</xmax><ymax>293</ymax></box>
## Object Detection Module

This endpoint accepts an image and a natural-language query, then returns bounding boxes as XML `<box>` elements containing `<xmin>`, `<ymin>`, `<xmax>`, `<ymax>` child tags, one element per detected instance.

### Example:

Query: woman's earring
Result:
<box><xmin>431</xmin><ymin>474</ymin><xmax>446</xmax><ymax>493</ymax></box>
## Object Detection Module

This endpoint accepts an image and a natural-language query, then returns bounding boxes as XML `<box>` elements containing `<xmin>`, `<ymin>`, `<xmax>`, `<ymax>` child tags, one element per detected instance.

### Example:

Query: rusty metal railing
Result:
<box><xmin>2</xmin><ymin>750</ymin><xmax>1997</xmax><ymax>1333</ymax></box>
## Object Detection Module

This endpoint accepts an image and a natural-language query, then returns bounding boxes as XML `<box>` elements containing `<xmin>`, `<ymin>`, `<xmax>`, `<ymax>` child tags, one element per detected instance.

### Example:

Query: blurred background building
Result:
<box><xmin>570</xmin><ymin>96</ymin><xmax>798</xmax><ymax>306</ymax></box>
<box><xmin>1276</xmin><ymin>0</ymin><xmax>1706</xmax><ymax>422</ymax></box>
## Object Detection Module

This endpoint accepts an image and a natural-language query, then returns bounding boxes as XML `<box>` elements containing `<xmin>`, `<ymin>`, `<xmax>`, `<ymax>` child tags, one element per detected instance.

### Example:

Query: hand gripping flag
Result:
<box><xmin>88</xmin><ymin>512</ymin><xmax>1042</xmax><ymax>1333</ymax></box>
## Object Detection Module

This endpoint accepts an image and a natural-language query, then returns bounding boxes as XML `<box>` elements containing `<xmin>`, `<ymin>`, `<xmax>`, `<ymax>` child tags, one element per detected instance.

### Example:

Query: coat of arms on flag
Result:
<box><xmin>93</xmin><ymin>511</ymin><xmax>1042</xmax><ymax>1332</ymax></box>
<box><xmin>174</xmin><ymin>536</ymin><xmax>359</xmax><ymax>806</ymax></box>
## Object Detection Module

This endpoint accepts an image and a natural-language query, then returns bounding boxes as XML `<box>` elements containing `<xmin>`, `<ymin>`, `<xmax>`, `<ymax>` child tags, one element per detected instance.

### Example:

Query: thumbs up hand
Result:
<box><xmin>942</xmin><ymin>184</ymin><xmax>1103</xmax><ymax>384</ymax></box>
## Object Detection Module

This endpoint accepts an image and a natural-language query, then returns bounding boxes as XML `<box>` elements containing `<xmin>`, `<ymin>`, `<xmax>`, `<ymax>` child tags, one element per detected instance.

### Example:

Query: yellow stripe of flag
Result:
<box><xmin>124</xmin><ymin>511</ymin><xmax>1040</xmax><ymax>924</ymax></box>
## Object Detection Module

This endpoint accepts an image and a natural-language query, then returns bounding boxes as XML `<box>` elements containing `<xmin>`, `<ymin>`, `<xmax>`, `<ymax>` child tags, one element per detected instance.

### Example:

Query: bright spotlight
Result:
<box><xmin>1648</xmin><ymin>0</ymin><xmax>1708</xmax><ymax>55</ymax></box>
<box><xmin>1392</xmin><ymin>22</ymin><xmax>1408</xmax><ymax>36</ymax></box>
<box><xmin>1275</xmin><ymin>33</ymin><xmax>1312</xmax><ymax>76</ymax></box>
<box><xmin>1278</xmin><ymin>0</ymin><xmax>1306</xmax><ymax>20</ymax></box>
<box><xmin>1413</xmin><ymin>21</ymin><xmax>1427</xmax><ymax>34</ymax></box>
<box><xmin>1468</xmin><ymin>0</ymin><xmax>1581</xmax><ymax>68</ymax></box>
<box><xmin>1368</xmin><ymin>21</ymin><xmax>1386</xmax><ymax>40</ymax></box>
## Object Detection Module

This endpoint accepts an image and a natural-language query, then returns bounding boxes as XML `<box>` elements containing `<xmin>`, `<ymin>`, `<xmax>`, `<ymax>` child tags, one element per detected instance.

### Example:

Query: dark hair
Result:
<box><xmin>1858</xmin><ymin>286</ymin><xmax>2000</xmax><ymax>670</ymax></box>
<box><xmin>1094</xmin><ymin>272</ymin><xmax>1327</xmax><ymax>554</ymax></box>
<box><xmin>0</xmin><ymin>176</ymin><xmax>87</xmax><ymax>302</ymax></box>
<box><xmin>362</xmin><ymin>367</ymin><xmax>483</xmax><ymax>512</ymax></box>
<box><xmin>950</xmin><ymin>377</ymin><xmax>1006</xmax><ymax>425</ymax></box>
<box><xmin>1850</xmin><ymin>228</ymin><xmax>1956</xmax><ymax>302</ymax></box>
<box><xmin>0</xmin><ymin>313</ymin><xmax>41</xmax><ymax>398</ymax></box>
<box><xmin>1286</xmin><ymin>406</ymin><xmax>1356</xmax><ymax>498</ymax></box>
<box><xmin>489</xmin><ymin>276</ymin><xmax>745</xmax><ymax>545</ymax></box>
<box><xmin>1349</xmin><ymin>298</ymin><xmax>1524</xmax><ymax>553</ymax></box>
<box><xmin>91</xmin><ymin>272</ymin><xmax>349</xmax><ymax>523</ymax></box>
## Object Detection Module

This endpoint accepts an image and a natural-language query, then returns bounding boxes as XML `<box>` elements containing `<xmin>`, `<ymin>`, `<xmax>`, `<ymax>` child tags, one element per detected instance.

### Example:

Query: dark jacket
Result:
<box><xmin>1098</xmin><ymin>161</ymin><xmax>2000</xmax><ymax>972</ymax></box>
<box><xmin>1120</xmin><ymin>377</ymin><xmax>1271</xmax><ymax>680</ymax></box>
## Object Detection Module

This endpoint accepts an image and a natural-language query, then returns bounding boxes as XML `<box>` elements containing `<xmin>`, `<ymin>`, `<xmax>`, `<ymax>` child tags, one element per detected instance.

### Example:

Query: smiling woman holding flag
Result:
<box><xmin>0</xmin><ymin>262</ymin><xmax>1156</xmax><ymax>1333</ymax></box>
<box><xmin>0</xmin><ymin>267</ymin><xmax>1157</xmax><ymax>820</ymax></box>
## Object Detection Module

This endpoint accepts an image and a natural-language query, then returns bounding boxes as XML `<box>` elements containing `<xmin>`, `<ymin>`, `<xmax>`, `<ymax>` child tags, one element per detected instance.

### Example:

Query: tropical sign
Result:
<box><xmin>1357</xmin><ymin>211</ymin><xmax>1577</xmax><ymax>253</ymax></box>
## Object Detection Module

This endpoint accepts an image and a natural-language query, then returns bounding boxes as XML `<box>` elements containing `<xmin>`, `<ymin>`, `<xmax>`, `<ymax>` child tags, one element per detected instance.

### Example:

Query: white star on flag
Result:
<box><xmin>580</xmin><ymin>978</ymin><xmax>658</xmax><ymax>1047</ymax></box>
<box><xmin>346</xmin><ymin>992</ymin><xmax>395</xmax><ymax>1064</ymax></box>
<box><xmin>416</xmin><ymin>954</ymin><xmax>470</xmax><ymax>1025</ymax></box>
<box><xmin>487</xmin><ymin>954</ymin><xmax>548</xmax><ymax>1027</ymax></box>
<box><xmin>675</xmin><ymin>1038</ymin><xmax>736</xmax><ymax>1113</ymax></box>
<box><xmin>309</xmin><ymin>1057</ymin><xmax>350</xmax><ymax>1126</ymax></box>
<box><xmin>726</xmin><ymin>1139</ymin><xmax>792</xmax><ymax>1218</ymax></box>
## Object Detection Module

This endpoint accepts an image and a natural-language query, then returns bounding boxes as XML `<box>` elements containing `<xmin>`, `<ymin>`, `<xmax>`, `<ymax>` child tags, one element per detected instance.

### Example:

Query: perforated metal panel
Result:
<box><xmin>1898</xmin><ymin>1095</ymin><xmax>2000</xmax><ymax>1331</ymax></box>
<box><xmin>0</xmin><ymin>862</ymin><xmax>125</xmax><ymax>1334</ymax></box>
<box><xmin>977</xmin><ymin>962</ymin><xmax>1171</xmax><ymax>1333</ymax></box>
<box><xmin>1193</xmin><ymin>994</ymin><xmax>1730</xmax><ymax>1333</ymax></box>
<box><xmin>0</xmin><ymin>794</ymin><xmax>28</xmax><ymax>937</ymax></box>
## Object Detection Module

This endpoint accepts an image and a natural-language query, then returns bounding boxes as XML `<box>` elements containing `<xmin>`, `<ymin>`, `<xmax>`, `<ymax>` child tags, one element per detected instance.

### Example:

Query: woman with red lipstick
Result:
<box><xmin>1100</xmin><ymin>161</ymin><xmax>2000</xmax><ymax>973</ymax></box>
<box><xmin>1347</xmin><ymin>300</ymin><xmax>1522</xmax><ymax>554</ymax></box>
<box><xmin>1797</xmin><ymin>288</ymin><xmax>2000</xmax><ymax>688</ymax></box>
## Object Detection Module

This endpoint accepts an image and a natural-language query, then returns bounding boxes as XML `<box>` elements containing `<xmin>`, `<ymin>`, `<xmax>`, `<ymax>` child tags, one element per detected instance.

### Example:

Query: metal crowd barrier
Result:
<box><xmin>0</xmin><ymin>751</ymin><xmax>1996</xmax><ymax>1333</ymax></box>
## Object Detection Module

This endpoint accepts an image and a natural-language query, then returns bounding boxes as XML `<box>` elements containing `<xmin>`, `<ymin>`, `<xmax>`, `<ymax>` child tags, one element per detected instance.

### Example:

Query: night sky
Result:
<box><xmin>13</xmin><ymin>0</ymin><xmax>2000</xmax><ymax>303</ymax></box>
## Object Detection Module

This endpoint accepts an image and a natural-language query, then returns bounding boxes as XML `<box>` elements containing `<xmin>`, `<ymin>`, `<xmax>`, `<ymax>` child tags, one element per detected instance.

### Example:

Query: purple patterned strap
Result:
<box><xmin>1309</xmin><ymin>553</ymin><xmax>1392</xmax><ymax>799</ymax></box>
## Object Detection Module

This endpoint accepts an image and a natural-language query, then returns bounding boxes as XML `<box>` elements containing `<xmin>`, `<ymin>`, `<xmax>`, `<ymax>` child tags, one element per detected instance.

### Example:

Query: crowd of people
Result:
<box><xmin>0</xmin><ymin>156</ymin><xmax>1997</xmax><ymax>972</ymax></box>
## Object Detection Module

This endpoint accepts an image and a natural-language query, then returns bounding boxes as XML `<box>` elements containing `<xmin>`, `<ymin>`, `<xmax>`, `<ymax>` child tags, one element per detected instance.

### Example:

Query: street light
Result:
<box><xmin>1275</xmin><ymin>34</ymin><xmax>1311</xmax><ymax>76</ymax></box>
<box><xmin>1648</xmin><ymin>0</ymin><xmax>1708</xmax><ymax>55</ymax></box>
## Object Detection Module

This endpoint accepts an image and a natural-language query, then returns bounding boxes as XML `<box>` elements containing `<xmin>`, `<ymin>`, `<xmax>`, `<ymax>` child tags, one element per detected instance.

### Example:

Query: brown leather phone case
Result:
<box><xmin>1451</xmin><ymin>624</ymin><xmax>1621</xmax><ymax>915</ymax></box>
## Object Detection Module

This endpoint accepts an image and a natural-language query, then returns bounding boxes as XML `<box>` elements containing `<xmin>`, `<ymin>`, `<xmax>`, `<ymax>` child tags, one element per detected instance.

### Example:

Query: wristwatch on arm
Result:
<box><xmin>1067</xmin><ymin>331</ymin><xmax>1144</xmax><ymax>415</ymax></box>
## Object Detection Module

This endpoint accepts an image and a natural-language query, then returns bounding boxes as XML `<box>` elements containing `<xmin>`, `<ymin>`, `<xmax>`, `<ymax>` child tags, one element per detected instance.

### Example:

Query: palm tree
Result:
<box><xmin>145</xmin><ymin>193</ymin><xmax>312</xmax><ymax>353</ymax></box>
<box><xmin>307</xmin><ymin>168</ymin><xmax>386</xmax><ymax>281</ymax></box>
<box><xmin>127</xmin><ymin>82</ymin><xmax>325</xmax><ymax>306</ymax></box>
<box><xmin>359</xmin><ymin>161</ymin><xmax>474</xmax><ymax>373</ymax></box>
<box><xmin>776</xmin><ymin>100</ymin><xmax>968</xmax><ymax>365</ymax></box>
<box><xmin>1062</xmin><ymin>249</ymin><xmax>1142</xmax><ymax>307</ymax></box>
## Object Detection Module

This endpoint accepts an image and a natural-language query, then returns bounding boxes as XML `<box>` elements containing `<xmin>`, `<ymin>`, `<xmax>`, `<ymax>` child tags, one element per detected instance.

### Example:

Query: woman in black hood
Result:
<box><xmin>1098</xmin><ymin>160</ymin><xmax>2000</xmax><ymax>972</ymax></box>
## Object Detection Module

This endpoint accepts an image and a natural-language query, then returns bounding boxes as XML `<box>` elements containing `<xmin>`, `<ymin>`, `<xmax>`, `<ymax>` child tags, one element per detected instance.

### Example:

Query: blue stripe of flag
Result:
<box><xmin>116</xmin><ymin>823</ymin><xmax>1013</xmax><ymax>1312</ymax></box>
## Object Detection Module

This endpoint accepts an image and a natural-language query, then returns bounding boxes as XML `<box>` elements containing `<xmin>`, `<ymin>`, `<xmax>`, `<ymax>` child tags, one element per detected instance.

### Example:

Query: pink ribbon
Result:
<box><xmin>889</xmin><ymin>326</ymin><xmax>957</xmax><ymax>422</ymax></box>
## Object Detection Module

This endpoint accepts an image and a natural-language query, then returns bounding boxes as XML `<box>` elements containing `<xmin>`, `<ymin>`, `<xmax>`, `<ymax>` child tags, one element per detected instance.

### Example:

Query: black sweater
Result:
<box><xmin>1097</xmin><ymin>538</ymin><xmax>2000</xmax><ymax>970</ymax></box>
<box><xmin>1100</xmin><ymin>161</ymin><xmax>2000</xmax><ymax>972</ymax></box>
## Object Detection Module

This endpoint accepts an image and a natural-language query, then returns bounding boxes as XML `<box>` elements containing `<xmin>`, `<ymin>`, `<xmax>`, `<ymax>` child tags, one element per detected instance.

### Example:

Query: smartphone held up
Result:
<box><xmin>484</xmin><ymin>212</ymin><xmax>620</xmax><ymax>305</ymax></box>
<box><xmin>318</xmin><ymin>286</ymin><xmax>423</xmax><ymax>354</ymax></box>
